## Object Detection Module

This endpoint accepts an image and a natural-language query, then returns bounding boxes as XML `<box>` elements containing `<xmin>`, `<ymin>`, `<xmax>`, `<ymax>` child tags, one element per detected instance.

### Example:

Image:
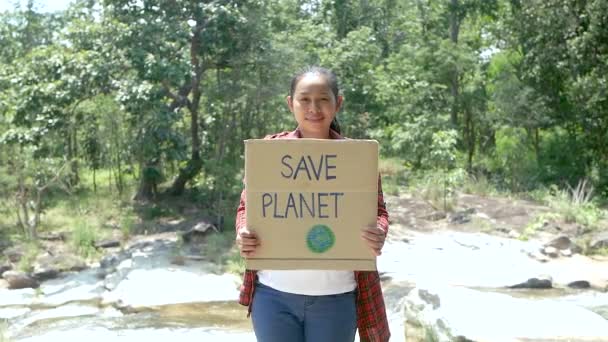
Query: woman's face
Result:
<box><xmin>287</xmin><ymin>73</ymin><xmax>343</xmax><ymax>138</ymax></box>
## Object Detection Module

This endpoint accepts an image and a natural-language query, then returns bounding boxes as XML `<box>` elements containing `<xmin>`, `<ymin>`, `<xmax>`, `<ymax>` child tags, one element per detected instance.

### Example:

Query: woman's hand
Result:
<box><xmin>236</xmin><ymin>227</ymin><xmax>260</xmax><ymax>258</ymax></box>
<box><xmin>361</xmin><ymin>225</ymin><xmax>386</xmax><ymax>256</ymax></box>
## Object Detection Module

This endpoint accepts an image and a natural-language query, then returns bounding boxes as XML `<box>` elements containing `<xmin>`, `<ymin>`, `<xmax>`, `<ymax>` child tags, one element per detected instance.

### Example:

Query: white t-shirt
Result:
<box><xmin>258</xmin><ymin>270</ymin><xmax>356</xmax><ymax>296</ymax></box>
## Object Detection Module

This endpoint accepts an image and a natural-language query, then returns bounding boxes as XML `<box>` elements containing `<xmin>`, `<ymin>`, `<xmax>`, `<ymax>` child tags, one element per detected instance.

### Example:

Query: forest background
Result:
<box><xmin>1</xmin><ymin>0</ymin><xmax>607</xmax><ymax>270</ymax></box>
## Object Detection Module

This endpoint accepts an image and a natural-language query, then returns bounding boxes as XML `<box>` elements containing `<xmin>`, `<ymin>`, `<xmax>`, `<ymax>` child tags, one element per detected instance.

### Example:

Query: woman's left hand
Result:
<box><xmin>361</xmin><ymin>225</ymin><xmax>386</xmax><ymax>256</ymax></box>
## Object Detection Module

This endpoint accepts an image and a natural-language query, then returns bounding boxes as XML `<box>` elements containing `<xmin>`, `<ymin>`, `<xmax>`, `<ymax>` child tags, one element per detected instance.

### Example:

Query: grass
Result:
<box><xmin>528</xmin><ymin>183</ymin><xmax>605</xmax><ymax>232</ymax></box>
<box><xmin>408</xmin><ymin>169</ymin><xmax>466</xmax><ymax>212</ymax></box>
<box><xmin>0</xmin><ymin>168</ymin><xmax>140</xmax><ymax>266</ymax></box>
<box><xmin>17</xmin><ymin>241</ymin><xmax>40</xmax><ymax>273</ymax></box>
<box><xmin>519</xmin><ymin>213</ymin><xmax>559</xmax><ymax>241</ymax></box>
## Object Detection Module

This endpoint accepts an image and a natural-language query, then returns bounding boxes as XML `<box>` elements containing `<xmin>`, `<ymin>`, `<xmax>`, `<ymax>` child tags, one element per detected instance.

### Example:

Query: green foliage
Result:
<box><xmin>70</xmin><ymin>218</ymin><xmax>99</xmax><ymax>259</ymax></box>
<box><xmin>411</xmin><ymin>168</ymin><xmax>468</xmax><ymax>212</ymax></box>
<box><xmin>545</xmin><ymin>187</ymin><xmax>603</xmax><ymax>230</ymax></box>
<box><xmin>536</xmin><ymin>128</ymin><xmax>588</xmax><ymax>186</ymax></box>
<box><xmin>119</xmin><ymin>211</ymin><xmax>138</xmax><ymax>239</ymax></box>
<box><xmin>520</xmin><ymin>213</ymin><xmax>560</xmax><ymax>241</ymax></box>
<box><xmin>485</xmin><ymin>127</ymin><xmax>538</xmax><ymax>191</ymax></box>
<box><xmin>17</xmin><ymin>241</ymin><xmax>40</xmax><ymax>273</ymax></box>
<box><xmin>1</xmin><ymin>0</ymin><xmax>608</xmax><ymax>254</ymax></box>
<box><xmin>379</xmin><ymin>158</ymin><xmax>409</xmax><ymax>196</ymax></box>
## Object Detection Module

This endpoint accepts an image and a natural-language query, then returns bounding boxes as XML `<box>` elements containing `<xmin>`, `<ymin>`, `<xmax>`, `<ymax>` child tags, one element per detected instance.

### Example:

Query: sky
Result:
<box><xmin>0</xmin><ymin>0</ymin><xmax>73</xmax><ymax>13</ymax></box>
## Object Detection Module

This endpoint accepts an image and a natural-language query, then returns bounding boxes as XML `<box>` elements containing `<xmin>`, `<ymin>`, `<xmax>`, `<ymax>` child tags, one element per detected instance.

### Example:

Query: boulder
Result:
<box><xmin>32</xmin><ymin>268</ymin><xmax>61</xmax><ymax>281</ymax></box>
<box><xmin>3</xmin><ymin>247</ymin><xmax>24</xmax><ymax>263</ymax></box>
<box><xmin>37</xmin><ymin>232</ymin><xmax>66</xmax><ymax>241</ymax></box>
<box><xmin>542</xmin><ymin>246</ymin><xmax>559</xmax><ymax>258</ymax></box>
<box><xmin>0</xmin><ymin>263</ymin><xmax>12</xmax><ymax>275</ymax></box>
<box><xmin>404</xmin><ymin>284</ymin><xmax>608</xmax><ymax>341</ymax></box>
<box><xmin>3</xmin><ymin>270</ymin><xmax>40</xmax><ymax>289</ymax></box>
<box><xmin>94</xmin><ymin>239</ymin><xmax>121</xmax><ymax>249</ymax></box>
<box><xmin>567</xmin><ymin>280</ymin><xmax>591</xmax><ymax>289</ymax></box>
<box><xmin>590</xmin><ymin>231</ymin><xmax>608</xmax><ymax>250</ymax></box>
<box><xmin>34</xmin><ymin>254</ymin><xmax>87</xmax><ymax>274</ymax></box>
<box><xmin>181</xmin><ymin>221</ymin><xmax>218</xmax><ymax>244</ymax></box>
<box><xmin>545</xmin><ymin>236</ymin><xmax>582</xmax><ymax>254</ymax></box>
<box><xmin>508</xmin><ymin>276</ymin><xmax>553</xmax><ymax>289</ymax></box>
<box><xmin>448</xmin><ymin>208</ymin><xmax>476</xmax><ymax>224</ymax></box>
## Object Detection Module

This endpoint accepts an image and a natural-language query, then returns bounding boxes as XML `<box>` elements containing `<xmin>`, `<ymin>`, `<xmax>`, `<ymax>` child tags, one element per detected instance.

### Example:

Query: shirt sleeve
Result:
<box><xmin>377</xmin><ymin>175</ymin><xmax>389</xmax><ymax>235</ymax></box>
<box><xmin>235</xmin><ymin>188</ymin><xmax>247</xmax><ymax>234</ymax></box>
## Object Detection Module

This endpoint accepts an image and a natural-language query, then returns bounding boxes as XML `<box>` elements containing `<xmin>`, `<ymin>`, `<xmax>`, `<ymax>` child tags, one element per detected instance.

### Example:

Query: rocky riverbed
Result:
<box><xmin>1</xmin><ymin>193</ymin><xmax>608</xmax><ymax>341</ymax></box>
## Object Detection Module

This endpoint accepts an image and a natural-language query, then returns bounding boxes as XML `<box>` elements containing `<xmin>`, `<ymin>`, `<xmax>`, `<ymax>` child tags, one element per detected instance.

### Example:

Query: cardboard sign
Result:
<box><xmin>244</xmin><ymin>139</ymin><xmax>378</xmax><ymax>271</ymax></box>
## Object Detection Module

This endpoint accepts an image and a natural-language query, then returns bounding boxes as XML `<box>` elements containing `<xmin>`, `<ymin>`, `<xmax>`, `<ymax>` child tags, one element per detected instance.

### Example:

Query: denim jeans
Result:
<box><xmin>251</xmin><ymin>282</ymin><xmax>357</xmax><ymax>342</ymax></box>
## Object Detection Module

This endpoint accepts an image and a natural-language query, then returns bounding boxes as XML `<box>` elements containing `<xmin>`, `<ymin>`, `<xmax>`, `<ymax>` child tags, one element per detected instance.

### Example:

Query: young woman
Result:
<box><xmin>235</xmin><ymin>66</ymin><xmax>390</xmax><ymax>342</ymax></box>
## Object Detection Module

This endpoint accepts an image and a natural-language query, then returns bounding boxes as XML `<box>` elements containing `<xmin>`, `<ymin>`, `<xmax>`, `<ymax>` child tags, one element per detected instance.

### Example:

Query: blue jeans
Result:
<box><xmin>251</xmin><ymin>282</ymin><xmax>357</xmax><ymax>342</ymax></box>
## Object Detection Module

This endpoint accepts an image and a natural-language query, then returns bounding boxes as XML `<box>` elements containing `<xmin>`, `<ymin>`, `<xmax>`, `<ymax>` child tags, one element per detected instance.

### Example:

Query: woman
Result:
<box><xmin>235</xmin><ymin>66</ymin><xmax>390</xmax><ymax>342</ymax></box>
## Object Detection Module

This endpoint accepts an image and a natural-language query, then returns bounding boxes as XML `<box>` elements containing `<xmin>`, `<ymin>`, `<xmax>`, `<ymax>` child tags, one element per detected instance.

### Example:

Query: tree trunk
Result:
<box><xmin>69</xmin><ymin>127</ymin><xmax>80</xmax><ymax>187</ymax></box>
<box><xmin>134</xmin><ymin>162</ymin><xmax>157</xmax><ymax>201</ymax></box>
<box><xmin>464</xmin><ymin>106</ymin><xmax>475</xmax><ymax>173</ymax></box>
<box><xmin>32</xmin><ymin>190</ymin><xmax>41</xmax><ymax>239</ymax></box>
<box><xmin>449</xmin><ymin>0</ymin><xmax>460</xmax><ymax>127</ymax></box>
<box><xmin>167</xmin><ymin>22</ymin><xmax>204</xmax><ymax>196</ymax></box>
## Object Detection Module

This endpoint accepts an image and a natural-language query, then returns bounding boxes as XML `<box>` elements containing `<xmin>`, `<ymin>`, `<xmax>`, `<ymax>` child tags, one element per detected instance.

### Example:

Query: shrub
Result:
<box><xmin>70</xmin><ymin>219</ymin><xmax>99</xmax><ymax>259</ymax></box>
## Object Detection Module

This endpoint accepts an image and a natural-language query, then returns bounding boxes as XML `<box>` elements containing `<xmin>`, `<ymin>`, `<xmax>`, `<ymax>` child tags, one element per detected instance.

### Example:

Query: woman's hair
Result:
<box><xmin>289</xmin><ymin>66</ymin><xmax>342</xmax><ymax>134</ymax></box>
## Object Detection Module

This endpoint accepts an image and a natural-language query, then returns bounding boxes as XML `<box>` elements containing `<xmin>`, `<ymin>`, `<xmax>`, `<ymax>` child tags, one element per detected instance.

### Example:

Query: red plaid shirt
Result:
<box><xmin>236</xmin><ymin>129</ymin><xmax>391</xmax><ymax>342</ymax></box>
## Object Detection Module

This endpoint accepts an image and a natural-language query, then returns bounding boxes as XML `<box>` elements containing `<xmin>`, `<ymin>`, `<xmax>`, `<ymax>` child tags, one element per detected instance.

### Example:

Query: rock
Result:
<box><xmin>527</xmin><ymin>250</ymin><xmax>550</xmax><ymax>263</ymax></box>
<box><xmin>100</xmin><ymin>250</ymin><xmax>132</xmax><ymax>269</ymax></box>
<box><xmin>546</xmin><ymin>236</ymin><xmax>573</xmax><ymax>250</ymax></box>
<box><xmin>181</xmin><ymin>221</ymin><xmax>218</xmax><ymax>243</ymax></box>
<box><xmin>404</xmin><ymin>284</ymin><xmax>608</xmax><ymax>341</ymax></box>
<box><xmin>508</xmin><ymin>230</ymin><xmax>521</xmax><ymax>239</ymax></box>
<box><xmin>590</xmin><ymin>231</ymin><xmax>608</xmax><ymax>250</ymax></box>
<box><xmin>423</xmin><ymin>211</ymin><xmax>447</xmax><ymax>221</ymax></box>
<box><xmin>495</xmin><ymin>227</ymin><xmax>510</xmax><ymax>234</ymax></box>
<box><xmin>38</xmin><ymin>232</ymin><xmax>66</xmax><ymax>241</ymax></box>
<box><xmin>545</xmin><ymin>235</ymin><xmax>582</xmax><ymax>254</ymax></box>
<box><xmin>448</xmin><ymin>208</ymin><xmax>475</xmax><ymax>224</ymax></box>
<box><xmin>33</xmin><ymin>268</ymin><xmax>61</xmax><ymax>281</ymax></box>
<box><xmin>567</xmin><ymin>280</ymin><xmax>591</xmax><ymax>289</ymax></box>
<box><xmin>560</xmin><ymin>249</ymin><xmax>572</xmax><ymax>257</ymax></box>
<box><xmin>94</xmin><ymin>239</ymin><xmax>121</xmax><ymax>249</ymax></box>
<box><xmin>0</xmin><ymin>264</ymin><xmax>12</xmax><ymax>275</ymax></box>
<box><xmin>4</xmin><ymin>247</ymin><xmax>24</xmax><ymax>263</ymax></box>
<box><xmin>2</xmin><ymin>270</ymin><xmax>40</xmax><ymax>289</ymax></box>
<box><xmin>35</xmin><ymin>254</ymin><xmax>87</xmax><ymax>274</ymax></box>
<box><xmin>543</xmin><ymin>246</ymin><xmax>559</xmax><ymax>258</ymax></box>
<box><xmin>0</xmin><ymin>278</ymin><xmax>8</xmax><ymax>289</ymax></box>
<box><xmin>508</xmin><ymin>276</ymin><xmax>553</xmax><ymax>289</ymax></box>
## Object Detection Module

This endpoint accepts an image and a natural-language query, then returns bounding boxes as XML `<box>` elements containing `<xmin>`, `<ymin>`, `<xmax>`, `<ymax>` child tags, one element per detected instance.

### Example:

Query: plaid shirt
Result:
<box><xmin>236</xmin><ymin>129</ymin><xmax>391</xmax><ymax>342</ymax></box>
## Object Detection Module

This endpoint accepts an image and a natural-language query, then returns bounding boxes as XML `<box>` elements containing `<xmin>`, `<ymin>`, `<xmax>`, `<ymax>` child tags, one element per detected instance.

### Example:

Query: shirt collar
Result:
<box><xmin>289</xmin><ymin>127</ymin><xmax>344</xmax><ymax>140</ymax></box>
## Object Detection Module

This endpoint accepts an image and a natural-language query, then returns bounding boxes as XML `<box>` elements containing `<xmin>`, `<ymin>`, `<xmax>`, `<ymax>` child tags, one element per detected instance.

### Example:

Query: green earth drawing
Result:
<box><xmin>306</xmin><ymin>224</ymin><xmax>336</xmax><ymax>253</ymax></box>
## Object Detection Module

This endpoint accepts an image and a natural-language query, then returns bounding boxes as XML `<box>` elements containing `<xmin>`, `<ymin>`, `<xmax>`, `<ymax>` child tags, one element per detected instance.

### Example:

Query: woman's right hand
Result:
<box><xmin>236</xmin><ymin>227</ymin><xmax>260</xmax><ymax>258</ymax></box>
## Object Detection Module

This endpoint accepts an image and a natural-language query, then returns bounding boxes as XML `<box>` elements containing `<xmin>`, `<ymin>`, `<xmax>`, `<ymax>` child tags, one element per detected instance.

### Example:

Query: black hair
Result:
<box><xmin>289</xmin><ymin>66</ymin><xmax>342</xmax><ymax>134</ymax></box>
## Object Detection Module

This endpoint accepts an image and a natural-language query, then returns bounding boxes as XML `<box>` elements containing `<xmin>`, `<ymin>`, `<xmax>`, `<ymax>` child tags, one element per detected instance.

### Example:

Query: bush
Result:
<box><xmin>537</xmin><ymin>128</ymin><xmax>588</xmax><ymax>186</ymax></box>
<box><xmin>485</xmin><ymin>127</ymin><xmax>539</xmax><ymax>192</ymax></box>
<box><xmin>70</xmin><ymin>219</ymin><xmax>99</xmax><ymax>259</ymax></box>
<box><xmin>17</xmin><ymin>242</ymin><xmax>40</xmax><ymax>273</ymax></box>
<box><xmin>530</xmin><ymin>183</ymin><xmax>605</xmax><ymax>231</ymax></box>
<box><xmin>410</xmin><ymin>168</ymin><xmax>467</xmax><ymax>212</ymax></box>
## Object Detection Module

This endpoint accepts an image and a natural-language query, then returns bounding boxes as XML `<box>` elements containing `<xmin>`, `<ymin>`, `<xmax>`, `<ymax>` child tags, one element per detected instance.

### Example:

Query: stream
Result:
<box><xmin>2</xmin><ymin>226</ymin><xmax>608</xmax><ymax>341</ymax></box>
